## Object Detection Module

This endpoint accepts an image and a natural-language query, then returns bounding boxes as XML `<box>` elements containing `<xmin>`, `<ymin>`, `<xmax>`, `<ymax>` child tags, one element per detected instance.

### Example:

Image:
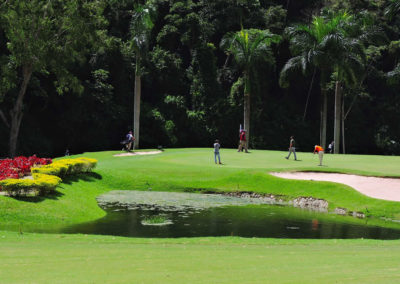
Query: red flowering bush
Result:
<box><xmin>0</xmin><ymin>155</ymin><xmax>52</xmax><ymax>181</ymax></box>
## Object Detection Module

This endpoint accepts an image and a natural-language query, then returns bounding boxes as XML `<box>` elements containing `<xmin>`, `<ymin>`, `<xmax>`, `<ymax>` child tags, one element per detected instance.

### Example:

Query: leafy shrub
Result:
<box><xmin>31</xmin><ymin>163</ymin><xmax>68</xmax><ymax>177</ymax></box>
<box><xmin>31</xmin><ymin>157</ymin><xmax>97</xmax><ymax>177</ymax></box>
<box><xmin>0</xmin><ymin>174</ymin><xmax>61</xmax><ymax>196</ymax></box>
<box><xmin>76</xmin><ymin>158</ymin><xmax>98</xmax><ymax>172</ymax></box>
<box><xmin>0</xmin><ymin>157</ymin><xmax>97</xmax><ymax>196</ymax></box>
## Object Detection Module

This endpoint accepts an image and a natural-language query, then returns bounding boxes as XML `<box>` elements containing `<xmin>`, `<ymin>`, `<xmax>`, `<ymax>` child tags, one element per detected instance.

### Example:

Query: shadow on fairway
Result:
<box><xmin>13</xmin><ymin>172</ymin><xmax>103</xmax><ymax>203</ymax></box>
<box><xmin>62</xmin><ymin>172</ymin><xmax>102</xmax><ymax>185</ymax></box>
<box><xmin>13</xmin><ymin>190</ymin><xmax>64</xmax><ymax>203</ymax></box>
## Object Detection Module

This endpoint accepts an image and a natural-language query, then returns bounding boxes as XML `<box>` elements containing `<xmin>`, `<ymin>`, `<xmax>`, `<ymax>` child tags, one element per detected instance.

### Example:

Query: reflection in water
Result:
<box><xmin>312</xmin><ymin>219</ymin><xmax>319</xmax><ymax>231</ymax></box>
<box><xmin>60</xmin><ymin>205</ymin><xmax>400</xmax><ymax>240</ymax></box>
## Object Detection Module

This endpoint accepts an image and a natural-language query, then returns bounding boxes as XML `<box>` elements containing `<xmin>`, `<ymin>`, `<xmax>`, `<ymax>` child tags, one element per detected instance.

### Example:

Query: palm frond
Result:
<box><xmin>387</xmin><ymin>63</ymin><xmax>400</xmax><ymax>85</ymax></box>
<box><xmin>221</xmin><ymin>28</ymin><xmax>280</xmax><ymax>71</ymax></box>
<box><xmin>130</xmin><ymin>3</ymin><xmax>154</xmax><ymax>51</ymax></box>
<box><xmin>219</xmin><ymin>32</ymin><xmax>236</xmax><ymax>52</ymax></box>
<box><xmin>279</xmin><ymin>55</ymin><xmax>307</xmax><ymax>88</ymax></box>
<box><xmin>385</xmin><ymin>0</ymin><xmax>400</xmax><ymax>20</ymax></box>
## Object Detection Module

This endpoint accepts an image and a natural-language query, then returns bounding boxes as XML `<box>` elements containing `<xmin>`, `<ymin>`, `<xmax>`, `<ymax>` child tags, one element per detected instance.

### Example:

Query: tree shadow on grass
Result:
<box><xmin>61</xmin><ymin>172</ymin><xmax>102</xmax><ymax>185</ymax></box>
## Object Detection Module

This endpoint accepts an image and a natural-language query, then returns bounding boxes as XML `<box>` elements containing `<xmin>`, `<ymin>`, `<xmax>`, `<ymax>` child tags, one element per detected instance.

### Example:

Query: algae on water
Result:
<box><xmin>97</xmin><ymin>190</ymin><xmax>275</xmax><ymax>212</ymax></box>
<box><xmin>141</xmin><ymin>215</ymin><xmax>173</xmax><ymax>226</ymax></box>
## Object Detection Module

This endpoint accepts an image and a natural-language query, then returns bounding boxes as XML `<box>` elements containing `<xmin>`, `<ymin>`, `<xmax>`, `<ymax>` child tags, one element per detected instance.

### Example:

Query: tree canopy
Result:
<box><xmin>1</xmin><ymin>0</ymin><xmax>400</xmax><ymax>157</ymax></box>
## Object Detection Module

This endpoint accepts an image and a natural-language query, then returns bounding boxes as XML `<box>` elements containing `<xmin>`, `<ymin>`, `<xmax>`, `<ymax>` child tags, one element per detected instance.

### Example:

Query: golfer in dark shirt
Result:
<box><xmin>285</xmin><ymin>136</ymin><xmax>297</xmax><ymax>160</ymax></box>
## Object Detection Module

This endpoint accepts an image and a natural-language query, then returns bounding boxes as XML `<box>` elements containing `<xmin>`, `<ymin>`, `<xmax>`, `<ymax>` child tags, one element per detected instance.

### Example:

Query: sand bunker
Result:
<box><xmin>113</xmin><ymin>150</ymin><xmax>162</xmax><ymax>157</ymax></box>
<box><xmin>270</xmin><ymin>172</ymin><xmax>400</xmax><ymax>202</ymax></box>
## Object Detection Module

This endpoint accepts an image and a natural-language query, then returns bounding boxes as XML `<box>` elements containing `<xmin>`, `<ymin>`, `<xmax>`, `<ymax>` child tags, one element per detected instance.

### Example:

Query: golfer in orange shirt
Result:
<box><xmin>313</xmin><ymin>145</ymin><xmax>324</xmax><ymax>166</ymax></box>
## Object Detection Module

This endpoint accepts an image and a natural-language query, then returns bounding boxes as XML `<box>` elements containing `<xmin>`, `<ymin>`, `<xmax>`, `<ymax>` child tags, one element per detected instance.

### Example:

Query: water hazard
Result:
<box><xmin>61</xmin><ymin>191</ymin><xmax>400</xmax><ymax>239</ymax></box>
<box><xmin>3</xmin><ymin>191</ymin><xmax>400</xmax><ymax>239</ymax></box>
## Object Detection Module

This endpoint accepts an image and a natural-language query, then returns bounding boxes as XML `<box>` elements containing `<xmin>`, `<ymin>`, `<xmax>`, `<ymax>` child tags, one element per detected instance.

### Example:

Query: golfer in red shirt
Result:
<box><xmin>237</xmin><ymin>130</ymin><xmax>249</xmax><ymax>153</ymax></box>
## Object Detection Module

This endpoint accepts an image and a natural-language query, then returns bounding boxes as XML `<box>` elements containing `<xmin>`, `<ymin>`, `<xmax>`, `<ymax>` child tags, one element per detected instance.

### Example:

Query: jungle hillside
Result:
<box><xmin>1</xmin><ymin>0</ymin><xmax>400</xmax><ymax>157</ymax></box>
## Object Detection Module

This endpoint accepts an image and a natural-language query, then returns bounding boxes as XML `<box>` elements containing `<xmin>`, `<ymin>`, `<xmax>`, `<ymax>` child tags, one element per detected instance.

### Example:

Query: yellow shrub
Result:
<box><xmin>31</xmin><ymin>157</ymin><xmax>97</xmax><ymax>176</ymax></box>
<box><xmin>76</xmin><ymin>158</ymin><xmax>98</xmax><ymax>172</ymax></box>
<box><xmin>0</xmin><ymin>157</ymin><xmax>98</xmax><ymax>197</ymax></box>
<box><xmin>32</xmin><ymin>174</ymin><xmax>62</xmax><ymax>194</ymax></box>
<box><xmin>0</xmin><ymin>174</ymin><xmax>61</xmax><ymax>196</ymax></box>
<box><xmin>31</xmin><ymin>163</ymin><xmax>68</xmax><ymax>177</ymax></box>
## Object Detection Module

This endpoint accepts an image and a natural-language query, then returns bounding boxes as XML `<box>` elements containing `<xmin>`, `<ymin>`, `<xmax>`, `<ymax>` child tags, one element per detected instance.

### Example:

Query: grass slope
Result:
<box><xmin>1</xmin><ymin>148</ymin><xmax>400</xmax><ymax>227</ymax></box>
<box><xmin>1</xmin><ymin>231</ymin><xmax>400</xmax><ymax>283</ymax></box>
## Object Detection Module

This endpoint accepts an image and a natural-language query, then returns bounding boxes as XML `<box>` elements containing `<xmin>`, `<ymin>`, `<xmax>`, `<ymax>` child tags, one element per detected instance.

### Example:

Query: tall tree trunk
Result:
<box><xmin>244</xmin><ymin>92</ymin><xmax>250</xmax><ymax>150</ymax></box>
<box><xmin>320</xmin><ymin>89</ymin><xmax>327</xmax><ymax>149</ymax></box>
<box><xmin>133</xmin><ymin>74</ymin><xmax>141</xmax><ymax>149</ymax></box>
<box><xmin>243</xmin><ymin>73</ymin><xmax>250</xmax><ymax>150</ymax></box>
<box><xmin>284</xmin><ymin>0</ymin><xmax>290</xmax><ymax>25</ymax></box>
<box><xmin>133</xmin><ymin>54</ymin><xmax>141</xmax><ymax>149</ymax></box>
<box><xmin>319</xmin><ymin>71</ymin><xmax>328</xmax><ymax>149</ymax></box>
<box><xmin>342</xmin><ymin>99</ymin><xmax>345</xmax><ymax>154</ymax></box>
<box><xmin>303</xmin><ymin>67</ymin><xmax>316</xmax><ymax>121</ymax></box>
<box><xmin>334</xmin><ymin>81</ymin><xmax>342</xmax><ymax>154</ymax></box>
<box><xmin>9</xmin><ymin>64</ymin><xmax>33</xmax><ymax>157</ymax></box>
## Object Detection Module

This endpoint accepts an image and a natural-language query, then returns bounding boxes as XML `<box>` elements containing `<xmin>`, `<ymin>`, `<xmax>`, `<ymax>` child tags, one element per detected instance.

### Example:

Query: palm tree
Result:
<box><xmin>387</xmin><ymin>64</ymin><xmax>400</xmax><ymax>84</ymax></box>
<box><xmin>280</xmin><ymin>13</ymin><xmax>354</xmax><ymax>149</ymax></box>
<box><xmin>329</xmin><ymin>12</ymin><xmax>385</xmax><ymax>153</ymax></box>
<box><xmin>331</xmin><ymin>41</ymin><xmax>365</xmax><ymax>153</ymax></box>
<box><xmin>386</xmin><ymin>0</ymin><xmax>400</xmax><ymax>85</ymax></box>
<box><xmin>385</xmin><ymin>0</ymin><xmax>400</xmax><ymax>20</ymax></box>
<box><xmin>221</xmin><ymin>29</ymin><xmax>280</xmax><ymax>149</ymax></box>
<box><xmin>128</xmin><ymin>3</ymin><xmax>154</xmax><ymax>149</ymax></box>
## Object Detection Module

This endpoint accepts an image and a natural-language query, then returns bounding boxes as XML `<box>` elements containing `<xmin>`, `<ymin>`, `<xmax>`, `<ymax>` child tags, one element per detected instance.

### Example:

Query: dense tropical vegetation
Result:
<box><xmin>1</xmin><ymin>0</ymin><xmax>400</xmax><ymax>157</ymax></box>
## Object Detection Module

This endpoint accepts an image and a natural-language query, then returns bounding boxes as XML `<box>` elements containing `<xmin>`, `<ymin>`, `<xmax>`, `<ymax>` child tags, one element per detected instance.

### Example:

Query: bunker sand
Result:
<box><xmin>270</xmin><ymin>172</ymin><xmax>400</xmax><ymax>202</ymax></box>
<box><xmin>113</xmin><ymin>151</ymin><xmax>162</xmax><ymax>157</ymax></box>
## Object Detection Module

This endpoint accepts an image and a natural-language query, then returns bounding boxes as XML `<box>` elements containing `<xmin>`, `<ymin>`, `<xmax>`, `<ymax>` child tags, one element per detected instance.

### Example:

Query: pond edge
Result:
<box><xmin>214</xmin><ymin>191</ymin><xmax>366</xmax><ymax>219</ymax></box>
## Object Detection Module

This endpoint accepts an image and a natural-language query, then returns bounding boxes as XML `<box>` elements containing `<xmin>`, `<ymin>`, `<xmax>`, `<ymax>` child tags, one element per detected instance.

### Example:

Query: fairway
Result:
<box><xmin>2</xmin><ymin>149</ymin><xmax>400</xmax><ymax>283</ymax></box>
<box><xmin>1</xmin><ymin>231</ymin><xmax>400</xmax><ymax>283</ymax></box>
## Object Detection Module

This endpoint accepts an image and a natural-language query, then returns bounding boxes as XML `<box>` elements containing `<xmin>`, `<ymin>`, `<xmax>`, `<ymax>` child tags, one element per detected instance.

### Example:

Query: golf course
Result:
<box><xmin>2</xmin><ymin>0</ymin><xmax>400</xmax><ymax>282</ymax></box>
<box><xmin>1</xmin><ymin>148</ymin><xmax>400</xmax><ymax>283</ymax></box>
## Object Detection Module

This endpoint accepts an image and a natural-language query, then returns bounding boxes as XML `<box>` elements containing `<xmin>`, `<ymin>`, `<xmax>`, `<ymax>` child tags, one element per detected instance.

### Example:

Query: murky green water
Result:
<box><xmin>60</xmin><ymin>205</ymin><xmax>400</xmax><ymax>239</ymax></box>
<box><xmin>3</xmin><ymin>191</ymin><xmax>400</xmax><ymax>239</ymax></box>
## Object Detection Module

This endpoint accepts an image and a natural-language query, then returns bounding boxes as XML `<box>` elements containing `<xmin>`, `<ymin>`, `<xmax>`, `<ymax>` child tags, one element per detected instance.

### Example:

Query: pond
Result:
<box><xmin>3</xmin><ymin>190</ymin><xmax>400</xmax><ymax>239</ymax></box>
<box><xmin>62</xmin><ymin>191</ymin><xmax>400</xmax><ymax>239</ymax></box>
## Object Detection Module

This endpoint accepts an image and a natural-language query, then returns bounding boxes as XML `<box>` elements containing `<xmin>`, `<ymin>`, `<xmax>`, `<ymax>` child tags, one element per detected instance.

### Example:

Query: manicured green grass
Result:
<box><xmin>1</xmin><ymin>149</ymin><xmax>400</xmax><ymax>283</ymax></box>
<box><xmin>1</xmin><ymin>148</ymin><xmax>400</xmax><ymax>228</ymax></box>
<box><xmin>1</xmin><ymin>231</ymin><xmax>400</xmax><ymax>283</ymax></box>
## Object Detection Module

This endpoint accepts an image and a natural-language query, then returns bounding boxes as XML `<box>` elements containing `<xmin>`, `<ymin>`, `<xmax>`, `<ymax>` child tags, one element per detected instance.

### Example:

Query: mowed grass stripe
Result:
<box><xmin>1</xmin><ymin>232</ymin><xmax>400</xmax><ymax>283</ymax></box>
